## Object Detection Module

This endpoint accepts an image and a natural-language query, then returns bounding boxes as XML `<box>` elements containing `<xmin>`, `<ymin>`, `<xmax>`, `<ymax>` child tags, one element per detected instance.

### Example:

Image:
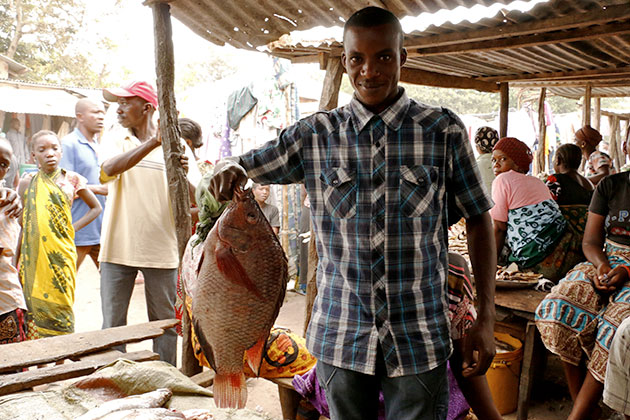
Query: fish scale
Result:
<box><xmin>192</xmin><ymin>186</ymin><xmax>288</xmax><ymax>409</ymax></box>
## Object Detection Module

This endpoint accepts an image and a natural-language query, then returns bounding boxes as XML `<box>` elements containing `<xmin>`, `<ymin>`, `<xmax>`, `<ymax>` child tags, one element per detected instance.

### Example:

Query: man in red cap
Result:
<box><xmin>98</xmin><ymin>81</ymin><xmax>200</xmax><ymax>366</ymax></box>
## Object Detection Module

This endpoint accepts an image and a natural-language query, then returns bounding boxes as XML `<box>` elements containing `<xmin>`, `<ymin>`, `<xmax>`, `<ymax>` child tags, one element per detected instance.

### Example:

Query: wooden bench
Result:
<box><xmin>494</xmin><ymin>288</ymin><xmax>547</xmax><ymax>420</ymax></box>
<box><xmin>0</xmin><ymin>319</ymin><xmax>179</xmax><ymax>395</ymax></box>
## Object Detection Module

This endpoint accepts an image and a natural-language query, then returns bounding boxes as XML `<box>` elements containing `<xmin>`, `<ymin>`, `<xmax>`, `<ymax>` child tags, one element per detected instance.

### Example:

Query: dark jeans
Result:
<box><xmin>317</xmin><ymin>358</ymin><xmax>448</xmax><ymax>420</ymax></box>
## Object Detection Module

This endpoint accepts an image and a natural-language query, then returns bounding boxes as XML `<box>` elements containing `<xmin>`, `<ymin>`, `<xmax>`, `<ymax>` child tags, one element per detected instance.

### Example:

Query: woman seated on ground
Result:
<box><xmin>535</xmin><ymin>170</ymin><xmax>630</xmax><ymax>420</ymax></box>
<box><xmin>546</xmin><ymin>143</ymin><xmax>594</xmax><ymax>206</ymax></box>
<box><xmin>575</xmin><ymin>125</ymin><xmax>615</xmax><ymax>185</ymax></box>
<box><xmin>490</xmin><ymin>137</ymin><xmax>584</xmax><ymax>282</ymax></box>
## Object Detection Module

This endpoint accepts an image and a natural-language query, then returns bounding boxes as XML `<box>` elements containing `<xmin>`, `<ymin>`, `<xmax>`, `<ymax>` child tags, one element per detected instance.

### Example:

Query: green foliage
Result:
<box><xmin>0</xmin><ymin>0</ymin><xmax>105</xmax><ymax>86</ymax></box>
<box><xmin>176</xmin><ymin>55</ymin><xmax>238</xmax><ymax>92</ymax></box>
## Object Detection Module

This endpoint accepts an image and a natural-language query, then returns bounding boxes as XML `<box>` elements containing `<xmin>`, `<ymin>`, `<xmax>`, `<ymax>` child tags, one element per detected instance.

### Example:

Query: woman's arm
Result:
<box><xmin>493</xmin><ymin>219</ymin><xmax>507</xmax><ymax>261</ymax></box>
<box><xmin>73</xmin><ymin>189</ymin><xmax>102</xmax><ymax>232</ymax></box>
<box><xmin>582</xmin><ymin>212</ymin><xmax>627</xmax><ymax>291</ymax></box>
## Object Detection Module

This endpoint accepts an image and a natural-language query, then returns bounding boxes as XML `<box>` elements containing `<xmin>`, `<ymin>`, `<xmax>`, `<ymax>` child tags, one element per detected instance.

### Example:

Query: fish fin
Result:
<box><xmin>215</xmin><ymin>242</ymin><xmax>262</xmax><ymax>298</ymax></box>
<box><xmin>245</xmin><ymin>336</ymin><xmax>267</xmax><ymax>376</ymax></box>
<box><xmin>213</xmin><ymin>372</ymin><xmax>247</xmax><ymax>409</ymax></box>
<box><xmin>192</xmin><ymin>318</ymin><xmax>218</xmax><ymax>372</ymax></box>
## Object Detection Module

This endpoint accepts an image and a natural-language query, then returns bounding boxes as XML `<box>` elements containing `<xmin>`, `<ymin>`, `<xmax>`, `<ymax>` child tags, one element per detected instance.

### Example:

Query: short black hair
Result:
<box><xmin>178</xmin><ymin>118</ymin><xmax>203</xmax><ymax>148</ymax></box>
<box><xmin>343</xmin><ymin>6</ymin><xmax>404</xmax><ymax>47</ymax></box>
<box><xmin>556</xmin><ymin>143</ymin><xmax>582</xmax><ymax>170</ymax></box>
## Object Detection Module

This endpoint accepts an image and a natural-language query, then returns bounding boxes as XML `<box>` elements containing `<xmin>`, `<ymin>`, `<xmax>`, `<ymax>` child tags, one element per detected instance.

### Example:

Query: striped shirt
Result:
<box><xmin>239</xmin><ymin>91</ymin><xmax>492</xmax><ymax>376</ymax></box>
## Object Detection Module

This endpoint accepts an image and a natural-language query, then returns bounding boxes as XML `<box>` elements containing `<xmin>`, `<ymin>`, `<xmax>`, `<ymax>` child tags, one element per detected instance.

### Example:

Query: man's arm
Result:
<box><xmin>462</xmin><ymin>211</ymin><xmax>496</xmax><ymax>377</ymax></box>
<box><xmin>87</xmin><ymin>184</ymin><xmax>108</xmax><ymax>195</ymax></box>
<box><xmin>101</xmin><ymin>136</ymin><xmax>160</xmax><ymax>178</ymax></box>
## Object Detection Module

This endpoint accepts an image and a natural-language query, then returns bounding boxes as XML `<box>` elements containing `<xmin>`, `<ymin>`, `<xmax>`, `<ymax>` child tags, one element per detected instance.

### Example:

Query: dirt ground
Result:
<box><xmin>74</xmin><ymin>259</ymin><xmax>577</xmax><ymax>420</ymax></box>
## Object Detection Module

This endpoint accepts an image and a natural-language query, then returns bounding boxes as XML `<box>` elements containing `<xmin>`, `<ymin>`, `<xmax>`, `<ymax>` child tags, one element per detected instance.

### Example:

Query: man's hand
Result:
<box><xmin>209</xmin><ymin>160</ymin><xmax>248</xmax><ymax>202</ymax></box>
<box><xmin>180</xmin><ymin>154</ymin><xmax>189</xmax><ymax>174</ymax></box>
<box><xmin>0</xmin><ymin>188</ymin><xmax>21</xmax><ymax>218</ymax></box>
<box><xmin>461</xmin><ymin>316</ymin><xmax>496</xmax><ymax>378</ymax></box>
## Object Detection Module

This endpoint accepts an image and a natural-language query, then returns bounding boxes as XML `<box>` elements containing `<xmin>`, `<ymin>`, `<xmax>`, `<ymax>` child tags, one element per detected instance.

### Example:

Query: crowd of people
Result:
<box><xmin>0</xmin><ymin>5</ymin><xmax>627</xmax><ymax>420</ymax></box>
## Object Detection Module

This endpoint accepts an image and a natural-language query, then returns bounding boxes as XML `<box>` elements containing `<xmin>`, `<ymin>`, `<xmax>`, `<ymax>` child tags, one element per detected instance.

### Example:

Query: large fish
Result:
<box><xmin>192</xmin><ymin>186</ymin><xmax>288</xmax><ymax>409</ymax></box>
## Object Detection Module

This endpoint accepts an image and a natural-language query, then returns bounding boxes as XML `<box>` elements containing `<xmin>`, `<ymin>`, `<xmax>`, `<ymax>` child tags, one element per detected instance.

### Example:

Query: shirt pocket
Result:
<box><xmin>399</xmin><ymin>165</ymin><xmax>439</xmax><ymax>217</ymax></box>
<box><xmin>319</xmin><ymin>167</ymin><xmax>357</xmax><ymax>219</ymax></box>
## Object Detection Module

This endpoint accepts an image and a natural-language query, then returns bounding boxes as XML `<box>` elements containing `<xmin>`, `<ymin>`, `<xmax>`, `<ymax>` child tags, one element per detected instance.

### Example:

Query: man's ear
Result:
<box><xmin>400</xmin><ymin>48</ymin><xmax>407</xmax><ymax>67</ymax></box>
<box><xmin>341</xmin><ymin>51</ymin><xmax>347</xmax><ymax>71</ymax></box>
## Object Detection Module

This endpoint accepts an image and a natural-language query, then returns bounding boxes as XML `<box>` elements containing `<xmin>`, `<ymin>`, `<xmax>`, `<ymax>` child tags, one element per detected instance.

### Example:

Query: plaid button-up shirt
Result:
<box><xmin>239</xmin><ymin>91</ymin><xmax>492</xmax><ymax>376</ymax></box>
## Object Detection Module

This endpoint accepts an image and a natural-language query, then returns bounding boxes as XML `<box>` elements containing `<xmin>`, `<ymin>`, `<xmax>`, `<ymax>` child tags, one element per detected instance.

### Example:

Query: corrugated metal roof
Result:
<box><xmin>167</xmin><ymin>0</ymin><xmax>514</xmax><ymax>50</ymax></box>
<box><xmin>254</xmin><ymin>0</ymin><xmax>630</xmax><ymax>98</ymax></box>
<box><xmin>0</xmin><ymin>79</ymin><xmax>103</xmax><ymax>117</ymax></box>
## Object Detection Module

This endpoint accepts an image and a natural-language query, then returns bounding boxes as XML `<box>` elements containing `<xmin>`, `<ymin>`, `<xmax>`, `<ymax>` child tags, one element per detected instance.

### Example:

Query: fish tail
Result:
<box><xmin>213</xmin><ymin>372</ymin><xmax>247</xmax><ymax>409</ymax></box>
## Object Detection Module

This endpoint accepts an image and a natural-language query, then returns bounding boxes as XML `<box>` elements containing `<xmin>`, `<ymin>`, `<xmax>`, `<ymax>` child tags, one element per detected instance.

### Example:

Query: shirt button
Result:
<box><xmin>375</xmin><ymin>142</ymin><xmax>381</xmax><ymax>148</ymax></box>
<box><xmin>332</xmin><ymin>180</ymin><xmax>339</xmax><ymax>185</ymax></box>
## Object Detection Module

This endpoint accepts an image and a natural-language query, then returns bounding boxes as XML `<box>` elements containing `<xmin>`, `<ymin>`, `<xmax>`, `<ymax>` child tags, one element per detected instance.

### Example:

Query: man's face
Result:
<box><xmin>116</xmin><ymin>96</ymin><xmax>149</xmax><ymax>129</ymax></box>
<box><xmin>253</xmin><ymin>185</ymin><xmax>270</xmax><ymax>203</ymax></box>
<box><xmin>78</xmin><ymin>102</ymin><xmax>105</xmax><ymax>135</ymax></box>
<box><xmin>342</xmin><ymin>23</ymin><xmax>407</xmax><ymax>113</ymax></box>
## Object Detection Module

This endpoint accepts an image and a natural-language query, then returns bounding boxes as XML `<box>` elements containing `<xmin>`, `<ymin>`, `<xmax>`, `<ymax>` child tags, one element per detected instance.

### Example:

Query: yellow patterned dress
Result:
<box><xmin>19</xmin><ymin>169</ymin><xmax>86</xmax><ymax>338</ymax></box>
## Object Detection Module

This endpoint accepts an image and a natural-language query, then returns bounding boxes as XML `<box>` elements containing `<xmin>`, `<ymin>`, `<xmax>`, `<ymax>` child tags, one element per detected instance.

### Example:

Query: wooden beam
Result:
<box><xmin>410</xmin><ymin>21</ymin><xmax>630</xmax><ymax>57</ymax></box>
<box><xmin>500</xmin><ymin>83</ymin><xmax>509</xmax><ymax>138</ymax></box>
<box><xmin>513</xmin><ymin>79</ymin><xmax>630</xmax><ymax>88</ymax></box>
<box><xmin>480</xmin><ymin>65</ymin><xmax>630</xmax><ymax>83</ymax></box>
<box><xmin>318</xmin><ymin>56</ymin><xmax>344</xmax><ymax>111</ymax></box>
<box><xmin>404</xmin><ymin>3</ymin><xmax>630</xmax><ymax>50</ymax></box>
<box><xmin>0</xmin><ymin>319</ymin><xmax>178</xmax><ymax>372</ymax></box>
<box><xmin>151</xmin><ymin>2</ymin><xmax>197</xmax><ymax>378</ymax></box>
<box><xmin>609</xmin><ymin>115</ymin><xmax>621</xmax><ymax>170</ymax></box>
<box><xmin>583</xmin><ymin>85</ymin><xmax>592</xmax><ymax>127</ymax></box>
<box><xmin>399</xmin><ymin>67</ymin><xmax>499</xmax><ymax>92</ymax></box>
<box><xmin>594</xmin><ymin>97</ymin><xmax>601</xmax><ymax>131</ymax></box>
<box><xmin>534</xmin><ymin>88</ymin><xmax>547</xmax><ymax>175</ymax></box>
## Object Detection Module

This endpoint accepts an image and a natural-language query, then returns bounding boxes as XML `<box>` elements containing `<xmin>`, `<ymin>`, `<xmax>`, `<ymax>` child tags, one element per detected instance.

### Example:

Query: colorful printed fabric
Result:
<box><xmin>585</xmin><ymin>150</ymin><xmax>616</xmax><ymax>177</ymax></box>
<box><xmin>20</xmin><ymin>169</ymin><xmax>79</xmax><ymax>337</ymax></box>
<box><xmin>535</xmin><ymin>241</ymin><xmax>630</xmax><ymax>382</ymax></box>
<box><xmin>506</xmin><ymin>199</ymin><xmax>567</xmax><ymax>267</ymax></box>
<box><xmin>530</xmin><ymin>205</ymin><xmax>588</xmax><ymax>282</ymax></box>
<box><xmin>447</xmin><ymin>253</ymin><xmax>476</xmax><ymax>341</ymax></box>
<box><xmin>0</xmin><ymin>308</ymin><xmax>25</xmax><ymax>344</ymax></box>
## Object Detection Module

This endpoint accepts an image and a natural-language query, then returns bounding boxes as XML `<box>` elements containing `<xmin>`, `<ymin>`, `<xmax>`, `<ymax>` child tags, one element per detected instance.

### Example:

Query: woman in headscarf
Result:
<box><xmin>473</xmin><ymin>126</ymin><xmax>499</xmax><ymax>194</ymax></box>
<box><xmin>575</xmin><ymin>125</ymin><xmax>615</xmax><ymax>185</ymax></box>
<box><xmin>490</xmin><ymin>137</ymin><xmax>585</xmax><ymax>282</ymax></box>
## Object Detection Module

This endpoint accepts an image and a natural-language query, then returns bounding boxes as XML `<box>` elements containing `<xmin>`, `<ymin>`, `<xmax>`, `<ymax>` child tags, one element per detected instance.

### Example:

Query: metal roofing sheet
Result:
<box><xmin>258</xmin><ymin>0</ymin><xmax>630</xmax><ymax>97</ymax></box>
<box><xmin>0</xmin><ymin>81</ymin><xmax>101</xmax><ymax>117</ymax></box>
<box><xmin>167</xmin><ymin>0</ymin><xmax>514</xmax><ymax>50</ymax></box>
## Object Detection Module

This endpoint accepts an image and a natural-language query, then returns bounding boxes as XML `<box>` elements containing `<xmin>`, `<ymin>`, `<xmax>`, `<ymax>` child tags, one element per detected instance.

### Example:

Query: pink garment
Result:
<box><xmin>490</xmin><ymin>170</ymin><xmax>552</xmax><ymax>222</ymax></box>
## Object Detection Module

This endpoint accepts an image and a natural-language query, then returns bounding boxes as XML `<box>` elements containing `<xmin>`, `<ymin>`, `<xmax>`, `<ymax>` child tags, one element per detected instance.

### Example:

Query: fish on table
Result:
<box><xmin>192</xmin><ymin>186</ymin><xmax>288</xmax><ymax>409</ymax></box>
<box><xmin>75</xmin><ymin>388</ymin><xmax>173</xmax><ymax>420</ymax></box>
<box><xmin>96</xmin><ymin>407</ymin><xmax>186</xmax><ymax>420</ymax></box>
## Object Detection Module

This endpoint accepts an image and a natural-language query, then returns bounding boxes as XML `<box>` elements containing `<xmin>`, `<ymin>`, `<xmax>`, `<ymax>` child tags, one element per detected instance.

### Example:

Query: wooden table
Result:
<box><xmin>0</xmin><ymin>319</ymin><xmax>179</xmax><ymax>395</ymax></box>
<box><xmin>494</xmin><ymin>288</ymin><xmax>548</xmax><ymax>420</ymax></box>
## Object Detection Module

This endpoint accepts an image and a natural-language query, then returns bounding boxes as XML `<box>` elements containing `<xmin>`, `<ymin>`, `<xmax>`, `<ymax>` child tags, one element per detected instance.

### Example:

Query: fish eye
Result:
<box><xmin>246</xmin><ymin>212</ymin><xmax>257</xmax><ymax>224</ymax></box>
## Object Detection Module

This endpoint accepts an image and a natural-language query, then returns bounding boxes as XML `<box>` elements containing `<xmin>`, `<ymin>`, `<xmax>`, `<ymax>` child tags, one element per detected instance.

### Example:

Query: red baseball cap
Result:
<box><xmin>103</xmin><ymin>81</ymin><xmax>159</xmax><ymax>109</ymax></box>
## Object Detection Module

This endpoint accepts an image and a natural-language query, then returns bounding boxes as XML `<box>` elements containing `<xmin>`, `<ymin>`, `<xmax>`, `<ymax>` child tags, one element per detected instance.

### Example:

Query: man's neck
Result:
<box><xmin>131</xmin><ymin>120</ymin><xmax>156</xmax><ymax>143</ymax></box>
<box><xmin>78</xmin><ymin>125</ymin><xmax>98</xmax><ymax>143</ymax></box>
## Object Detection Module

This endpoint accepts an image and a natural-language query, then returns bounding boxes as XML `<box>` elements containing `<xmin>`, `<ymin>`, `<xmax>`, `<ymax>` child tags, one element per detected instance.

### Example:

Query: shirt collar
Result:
<box><xmin>350</xmin><ymin>88</ymin><xmax>410</xmax><ymax>133</ymax></box>
<box><xmin>73</xmin><ymin>127</ymin><xmax>90</xmax><ymax>144</ymax></box>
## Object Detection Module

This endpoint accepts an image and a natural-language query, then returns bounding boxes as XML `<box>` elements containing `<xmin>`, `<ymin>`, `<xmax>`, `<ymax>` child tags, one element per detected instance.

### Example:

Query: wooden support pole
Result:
<box><xmin>319</xmin><ymin>56</ymin><xmax>344</xmax><ymax>111</ymax></box>
<box><xmin>304</xmin><ymin>58</ymin><xmax>345</xmax><ymax>336</ymax></box>
<box><xmin>594</xmin><ymin>97</ymin><xmax>601</xmax><ymax>131</ymax></box>
<box><xmin>583</xmin><ymin>85</ymin><xmax>592</xmax><ymax>127</ymax></box>
<box><xmin>609</xmin><ymin>115</ymin><xmax>621</xmax><ymax>170</ymax></box>
<box><xmin>151</xmin><ymin>2</ymin><xmax>197</xmax><ymax>376</ymax></box>
<box><xmin>499</xmin><ymin>83</ymin><xmax>509</xmax><ymax>138</ymax></box>
<box><xmin>534</xmin><ymin>88</ymin><xmax>547</xmax><ymax>175</ymax></box>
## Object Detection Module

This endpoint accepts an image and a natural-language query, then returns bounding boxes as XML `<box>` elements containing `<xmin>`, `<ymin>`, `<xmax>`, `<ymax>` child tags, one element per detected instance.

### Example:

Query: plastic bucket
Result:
<box><xmin>485</xmin><ymin>332</ymin><xmax>523</xmax><ymax>415</ymax></box>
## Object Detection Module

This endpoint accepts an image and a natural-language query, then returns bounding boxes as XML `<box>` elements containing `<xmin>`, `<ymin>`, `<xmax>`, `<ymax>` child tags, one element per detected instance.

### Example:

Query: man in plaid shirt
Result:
<box><xmin>210</xmin><ymin>6</ymin><xmax>496</xmax><ymax>419</ymax></box>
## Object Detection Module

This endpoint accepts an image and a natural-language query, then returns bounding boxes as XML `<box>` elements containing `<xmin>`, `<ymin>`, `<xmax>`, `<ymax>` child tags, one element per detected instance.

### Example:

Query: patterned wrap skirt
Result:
<box><xmin>535</xmin><ymin>241</ymin><xmax>630</xmax><ymax>382</ymax></box>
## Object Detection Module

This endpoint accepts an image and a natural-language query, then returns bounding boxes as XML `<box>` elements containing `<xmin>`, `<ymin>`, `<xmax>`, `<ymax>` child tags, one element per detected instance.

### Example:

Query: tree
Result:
<box><xmin>0</xmin><ymin>0</ymin><xmax>106</xmax><ymax>86</ymax></box>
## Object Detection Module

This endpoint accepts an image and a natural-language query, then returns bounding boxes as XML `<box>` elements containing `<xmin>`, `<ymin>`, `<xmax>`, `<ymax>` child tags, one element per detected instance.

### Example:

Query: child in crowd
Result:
<box><xmin>0</xmin><ymin>138</ymin><xmax>27</xmax><ymax>344</ymax></box>
<box><xmin>252</xmin><ymin>183</ymin><xmax>280</xmax><ymax>235</ymax></box>
<box><xmin>491</xmin><ymin>137</ymin><xmax>584</xmax><ymax>281</ymax></box>
<box><xmin>18</xmin><ymin>130</ymin><xmax>101</xmax><ymax>338</ymax></box>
